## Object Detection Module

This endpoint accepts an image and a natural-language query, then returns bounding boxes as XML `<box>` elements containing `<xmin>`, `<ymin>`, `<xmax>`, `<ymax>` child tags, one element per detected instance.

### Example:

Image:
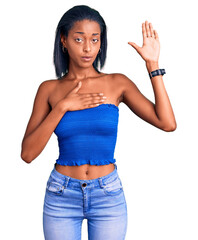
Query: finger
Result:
<box><xmin>154</xmin><ymin>30</ymin><xmax>159</xmax><ymax>41</ymax></box>
<box><xmin>142</xmin><ymin>22</ymin><xmax>147</xmax><ymax>39</ymax></box>
<box><xmin>79</xmin><ymin>93</ymin><xmax>104</xmax><ymax>97</ymax></box>
<box><xmin>73</xmin><ymin>81</ymin><xmax>82</xmax><ymax>92</ymax></box>
<box><xmin>83</xmin><ymin>95</ymin><xmax>106</xmax><ymax>101</ymax></box>
<box><xmin>84</xmin><ymin>100</ymin><xmax>105</xmax><ymax>108</ymax></box>
<box><xmin>149</xmin><ymin>23</ymin><xmax>155</xmax><ymax>38</ymax></box>
<box><xmin>145</xmin><ymin>20</ymin><xmax>151</xmax><ymax>37</ymax></box>
<box><xmin>76</xmin><ymin>81</ymin><xmax>82</xmax><ymax>87</ymax></box>
<box><xmin>128</xmin><ymin>42</ymin><xmax>141</xmax><ymax>52</ymax></box>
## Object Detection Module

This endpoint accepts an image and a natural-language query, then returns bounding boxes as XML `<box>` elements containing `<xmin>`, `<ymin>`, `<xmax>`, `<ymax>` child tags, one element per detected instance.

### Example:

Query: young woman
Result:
<box><xmin>21</xmin><ymin>5</ymin><xmax>176</xmax><ymax>240</ymax></box>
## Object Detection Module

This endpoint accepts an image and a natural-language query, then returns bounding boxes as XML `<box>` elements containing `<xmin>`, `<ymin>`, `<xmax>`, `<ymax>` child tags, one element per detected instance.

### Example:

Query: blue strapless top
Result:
<box><xmin>54</xmin><ymin>103</ymin><xmax>119</xmax><ymax>166</ymax></box>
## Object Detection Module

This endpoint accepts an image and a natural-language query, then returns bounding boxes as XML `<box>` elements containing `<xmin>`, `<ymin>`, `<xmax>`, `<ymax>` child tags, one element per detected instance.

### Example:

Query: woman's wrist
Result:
<box><xmin>146</xmin><ymin>61</ymin><xmax>159</xmax><ymax>72</ymax></box>
<box><xmin>55</xmin><ymin>99</ymin><xmax>69</xmax><ymax>114</ymax></box>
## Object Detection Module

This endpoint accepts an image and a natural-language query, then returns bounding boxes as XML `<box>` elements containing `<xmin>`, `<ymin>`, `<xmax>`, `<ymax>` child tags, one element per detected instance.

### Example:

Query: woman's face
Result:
<box><xmin>61</xmin><ymin>19</ymin><xmax>101</xmax><ymax>69</ymax></box>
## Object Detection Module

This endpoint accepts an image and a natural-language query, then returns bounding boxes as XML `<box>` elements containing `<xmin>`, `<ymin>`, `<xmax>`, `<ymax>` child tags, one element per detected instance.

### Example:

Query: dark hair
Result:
<box><xmin>53</xmin><ymin>5</ymin><xmax>107</xmax><ymax>79</ymax></box>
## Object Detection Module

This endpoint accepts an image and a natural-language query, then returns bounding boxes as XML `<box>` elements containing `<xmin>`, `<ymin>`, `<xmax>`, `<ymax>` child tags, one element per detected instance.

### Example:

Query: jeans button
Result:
<box><xmin>82</xmin><ymin>183</ymin><xmax>87</xmax><ymax>187</ymax></box>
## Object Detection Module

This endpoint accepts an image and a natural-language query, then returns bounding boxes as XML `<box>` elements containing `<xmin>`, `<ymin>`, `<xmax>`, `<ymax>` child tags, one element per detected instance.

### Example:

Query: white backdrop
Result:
<box><xmin>1</xmin><ymin>0</ymin><xmax>198</xmax><ymax>239</ymax></box>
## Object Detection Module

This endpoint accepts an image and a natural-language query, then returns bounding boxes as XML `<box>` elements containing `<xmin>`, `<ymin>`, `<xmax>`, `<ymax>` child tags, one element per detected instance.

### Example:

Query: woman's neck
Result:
<box><xmin>66</xmin><ymin>63</ymin><xmax>100</xmax><ymax>80</ymax></box>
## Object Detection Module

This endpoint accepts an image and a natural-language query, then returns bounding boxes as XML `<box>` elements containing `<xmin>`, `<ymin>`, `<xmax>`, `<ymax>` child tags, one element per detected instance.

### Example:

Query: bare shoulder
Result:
<box><xmin>106</xmin><ymin>72</ymin><xmax>136</xmax><ymax>94</ymax></box>
<box><xmin>38</xmin><ymin>79</ymin><xmax>58</xmax><ymax>91</ymax></box>
<box><xmin>100</xmin><ymin>73</ymin><xmax>131</xmax><ymax>104</ymax></box>
<box><xmin>106</xmin><ymin>73</ymin><xmax>132</xmax><ymax>85</ymax></box>
<box><xmin>37</xmin><ymin>79</ymin><xmax>59</xmax><ymax>100</ymax></box>
<box><xmin>112</xmin><ymin>73</ymin><xmax>134</xmax><ymax>83</ymax></box>
<box><xmin>31</xmin><ymin>79</ymin><xmax>59</xmax><ymax>113</ymax></box>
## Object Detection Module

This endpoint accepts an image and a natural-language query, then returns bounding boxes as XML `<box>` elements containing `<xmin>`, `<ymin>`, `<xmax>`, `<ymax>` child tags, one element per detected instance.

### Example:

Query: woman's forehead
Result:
<box><xmin>69</xmin><ymin>19</ymin><xmax>101</xmax><ymax>35</ymax></box>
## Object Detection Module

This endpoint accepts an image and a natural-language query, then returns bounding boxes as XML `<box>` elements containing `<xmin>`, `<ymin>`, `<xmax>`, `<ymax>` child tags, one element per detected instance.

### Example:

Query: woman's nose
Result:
<box><xmin>83</xmin><ymin>41</ymin><xmax>91</xmax><ymax>52</ymax></box>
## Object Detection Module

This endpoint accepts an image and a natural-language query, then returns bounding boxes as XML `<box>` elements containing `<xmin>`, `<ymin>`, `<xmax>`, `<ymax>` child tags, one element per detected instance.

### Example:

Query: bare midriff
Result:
<box><xmin>55</xmin><ymin>163</ymin><xmax>115</xmax><ymax>180</ymax></box>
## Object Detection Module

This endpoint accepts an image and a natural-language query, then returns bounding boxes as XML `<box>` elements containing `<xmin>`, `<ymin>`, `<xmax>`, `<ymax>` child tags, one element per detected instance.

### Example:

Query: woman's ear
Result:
<box><xmin>60</xmin><ymin>34</ymin><xmax>67</xmax><ymax>48</ymax></box>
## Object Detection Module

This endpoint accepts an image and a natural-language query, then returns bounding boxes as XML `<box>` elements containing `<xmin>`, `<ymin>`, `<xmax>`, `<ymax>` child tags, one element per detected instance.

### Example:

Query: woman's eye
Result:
<box><xmin>92</xmin><ymin>39</ymin><xmax>99</xmax><ymax>43</ymax></box>
<box><xmin>75</xmin><ymin>38</ymin><xmax>83</xmax><ymax>42</ymax></box>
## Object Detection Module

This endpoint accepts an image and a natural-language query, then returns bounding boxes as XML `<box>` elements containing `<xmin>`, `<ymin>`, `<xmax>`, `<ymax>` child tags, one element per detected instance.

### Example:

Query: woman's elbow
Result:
<box><xmin>162</xmin><ymin>121</ymin><xmax>177</xmax><ymax>132</ymax></box>
<box><xmin>21</xmin><ymin>151</ymin><xmax>34</xmax><ymax>164</ymax></box>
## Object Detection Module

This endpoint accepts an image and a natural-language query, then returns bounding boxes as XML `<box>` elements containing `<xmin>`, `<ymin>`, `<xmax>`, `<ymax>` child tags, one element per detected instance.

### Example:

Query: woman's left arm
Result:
<box><xmin>121</xmin><ymin>21</ymin><xmax>176</xmax><ymax>132</ymax></box>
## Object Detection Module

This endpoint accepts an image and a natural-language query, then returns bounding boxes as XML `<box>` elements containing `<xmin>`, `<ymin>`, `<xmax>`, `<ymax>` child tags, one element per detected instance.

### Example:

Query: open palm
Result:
<box><xmin>128</xmin><ymin>21</ymin><xmax>160</xmax><ymax>63</ymax></box>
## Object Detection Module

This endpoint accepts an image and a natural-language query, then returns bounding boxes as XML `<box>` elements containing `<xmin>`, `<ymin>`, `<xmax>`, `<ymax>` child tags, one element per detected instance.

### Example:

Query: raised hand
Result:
<box><xmin>128</xmin><ymin>21</ymin><xmax>160</xmax><ymax>63</ymax></box>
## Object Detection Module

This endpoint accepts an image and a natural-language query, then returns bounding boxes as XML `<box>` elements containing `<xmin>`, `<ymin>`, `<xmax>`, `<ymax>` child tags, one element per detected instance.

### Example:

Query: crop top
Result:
<box><xmin>54</xmin><ymin>103</ymin><xmax>119</xmax><ymax>166</ymax></box>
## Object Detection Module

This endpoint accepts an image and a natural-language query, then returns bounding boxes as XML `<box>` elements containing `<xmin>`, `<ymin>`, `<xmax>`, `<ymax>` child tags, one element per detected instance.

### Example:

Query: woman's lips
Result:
<box><xmin>81</xmin><ymin>56</ymin><xmax>93</xmax><ymax>61</ymax></box>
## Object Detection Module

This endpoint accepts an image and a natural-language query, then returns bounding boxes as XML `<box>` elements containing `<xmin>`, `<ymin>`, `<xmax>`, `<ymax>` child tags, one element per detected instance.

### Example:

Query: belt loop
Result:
<box><xmin>98</xmin><ymin>178</ymin><xmax>104</xmax><ymax>188</ymax></box>
<box><xmin>64</xmin><ymin>176</ymin><xmax>70</xmax><ymax>189</ymax></box>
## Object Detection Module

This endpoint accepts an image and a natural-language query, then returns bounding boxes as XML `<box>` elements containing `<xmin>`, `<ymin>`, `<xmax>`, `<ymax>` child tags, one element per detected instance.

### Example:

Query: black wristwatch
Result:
<box><xmin>149</xmin><ymin>69</ymin><xmax>166</xmax><ymax>79</ymax></box>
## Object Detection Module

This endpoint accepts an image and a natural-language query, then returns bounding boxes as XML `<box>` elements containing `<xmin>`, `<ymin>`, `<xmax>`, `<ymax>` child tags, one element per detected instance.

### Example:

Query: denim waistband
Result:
<box><xmin>49</xmin><ymin>163</ymin><xmax>119</xmax><ymax>189</ymax></box>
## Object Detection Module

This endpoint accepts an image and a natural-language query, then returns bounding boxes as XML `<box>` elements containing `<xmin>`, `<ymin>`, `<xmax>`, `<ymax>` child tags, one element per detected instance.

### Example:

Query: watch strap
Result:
<box><xmin>149</xmin><ymin>69</ymin><xmax>166</xmax><ymax>79</ymax></box>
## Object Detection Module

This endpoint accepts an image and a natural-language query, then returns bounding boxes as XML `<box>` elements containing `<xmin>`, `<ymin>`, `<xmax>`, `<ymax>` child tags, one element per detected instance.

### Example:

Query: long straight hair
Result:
<box><xmin>53</xmin><ymin>5</ymin><xmax>107</xmax><ymax>79</ymax></box>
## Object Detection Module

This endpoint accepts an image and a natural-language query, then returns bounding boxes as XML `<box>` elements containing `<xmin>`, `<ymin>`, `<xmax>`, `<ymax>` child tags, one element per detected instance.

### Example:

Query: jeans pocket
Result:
<box><xmin>103</xmin><ymin>176</ymin><xmax>123</xmax><ymax>196</ymax></box>
<box><xmin>46</xmin><ymin>176</ymin><xmax>65</xmax><ymax>196</ymax></box>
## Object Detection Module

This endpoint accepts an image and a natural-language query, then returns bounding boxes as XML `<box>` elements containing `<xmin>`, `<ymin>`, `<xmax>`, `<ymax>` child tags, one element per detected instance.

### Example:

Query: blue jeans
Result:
<box><xmin>43</xmin><ymin>163</ymin><xmax>128</xmax><ymax>240</ymax></box>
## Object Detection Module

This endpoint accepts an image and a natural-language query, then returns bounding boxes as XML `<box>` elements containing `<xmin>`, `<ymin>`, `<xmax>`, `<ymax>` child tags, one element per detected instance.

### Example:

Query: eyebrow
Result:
<box><xmin>75</xmin><ymin>32</ymin><xmax>100</xmax><ymax>36</ymax></box>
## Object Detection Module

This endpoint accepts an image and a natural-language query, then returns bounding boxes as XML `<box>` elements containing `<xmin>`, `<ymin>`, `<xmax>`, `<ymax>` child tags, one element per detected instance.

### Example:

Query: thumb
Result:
<box><xmin>128</xmin><ymin>42</ymin><xmax>141</xmax><ymax>52</ymax></box>
<box><xmin>73</xmin><ymin>81</ymin><xmax>82</xmax><ymax>92</ymax></box>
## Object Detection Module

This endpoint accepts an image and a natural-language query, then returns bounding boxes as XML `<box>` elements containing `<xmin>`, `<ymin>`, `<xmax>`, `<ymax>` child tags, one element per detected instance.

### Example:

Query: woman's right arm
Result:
<box><xmin>21</xmin><ymin>80</ymin><xmax>105</xmax><ymax>163</ymax></box>
<box><xmin>20</xmin><ymin>80</ymin><xmax>67</xmax><ymax>163</ymax></box>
